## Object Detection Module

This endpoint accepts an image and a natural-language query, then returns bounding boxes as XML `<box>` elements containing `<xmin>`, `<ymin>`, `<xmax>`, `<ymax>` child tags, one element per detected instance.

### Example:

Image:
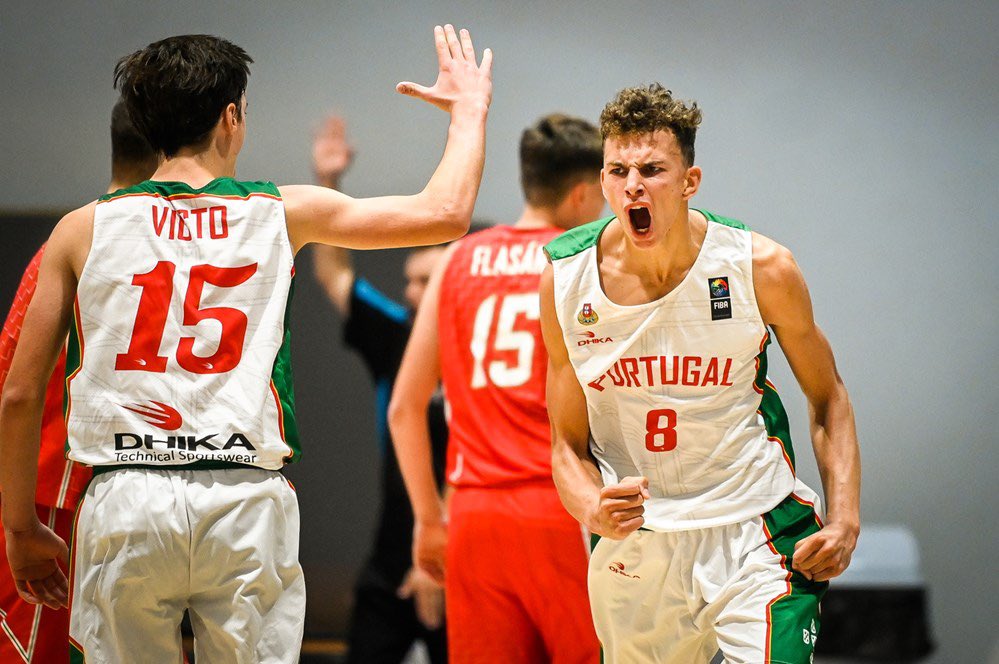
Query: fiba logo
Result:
<box><xmin>577</xmin><ymin>303</ymin><xmax>599</xmax><ymax>325</ymax></box>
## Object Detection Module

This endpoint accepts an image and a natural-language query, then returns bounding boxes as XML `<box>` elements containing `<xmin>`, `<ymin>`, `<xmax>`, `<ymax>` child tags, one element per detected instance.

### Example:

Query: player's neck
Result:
<box><xmin>151</xmin><ymin>147</ymin><xmax>237</xmax><ymax>188</ymax></box>
<box><xmin>614</xmin><ymin>209</ymin><xmax>706</xmax><ymax>284</ymax></box>
<box><xmin>515</xmin><ymin>203</ymin><xmax>585</xmax><ymax>231</ymax></box>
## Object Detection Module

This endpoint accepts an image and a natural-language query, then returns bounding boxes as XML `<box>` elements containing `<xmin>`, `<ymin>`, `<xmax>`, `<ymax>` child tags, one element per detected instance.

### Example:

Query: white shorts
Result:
<box><xmin>69</xmin><ymin>467</ymin><xmax>305</xmax><ymax>663</ymax></box>
<box><xmin>588</xmin><ymin>488</ymin><xmax>827</xmax><ymax>664</ymax></box>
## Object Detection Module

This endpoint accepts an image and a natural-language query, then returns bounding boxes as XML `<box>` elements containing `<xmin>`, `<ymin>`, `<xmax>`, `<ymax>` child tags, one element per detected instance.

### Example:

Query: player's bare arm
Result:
<box><xmin>539</xmin><ymin>265</ymin><xmax>650</xmax><ymax>540</ymax></box>
<box><xmin>309</xmin><ymin>114</ymin><xmax>356</xmax><ymax>314</ymax></box>
<box><xmin>387</xmin><ymin>244</ymin><xmax>456</xmax><ymax>583</ymax></box>
<box><xmin>0</xmin><ymin>203</ymin><xmax>93</xmax><ymax>609</ymax></box>
<box><xmin>283</xmin><ymin>25</ymin><xmax>492</xmax><ymax>252</ymax></box>
<box><xmin>753</xmin><ymin>233</ymin><xmax>861</xmax><ymax>582</ymax></box>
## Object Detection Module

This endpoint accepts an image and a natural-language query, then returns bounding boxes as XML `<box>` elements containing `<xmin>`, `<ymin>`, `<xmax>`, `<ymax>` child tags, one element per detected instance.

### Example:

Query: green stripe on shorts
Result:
<box><xmin>762</xmin><ymin>494</ymin><xmax>828</xmax><ymax>663</ymax></box>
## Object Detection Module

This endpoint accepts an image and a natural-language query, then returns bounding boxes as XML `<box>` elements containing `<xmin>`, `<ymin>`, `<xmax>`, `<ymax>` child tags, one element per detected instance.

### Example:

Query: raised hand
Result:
<box><xmin>397</xmin><ymin>25</ymin><xmax>493</xmax><ymax>113</ymax></box>
<box><xmin>312</xmin><ymin>115</ymin><xmax>354</xmax><ymax>188</ymax></box>
<box><xmin>6</xmin><ymin>521</ymin><xmax>69</xmax><ymax>609</ymax></box>
<box><xmin>593</xmin><ymin>476</ymin><xmax>650</xmax><ymax>540</ymax></box>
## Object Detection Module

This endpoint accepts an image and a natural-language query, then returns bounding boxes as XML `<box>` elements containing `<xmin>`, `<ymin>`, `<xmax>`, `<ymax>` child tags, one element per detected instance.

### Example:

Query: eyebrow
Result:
<box><xmin>605</xmin><ymin>160</ymin><xmax>664</xmax><ymax>167</ymax></box>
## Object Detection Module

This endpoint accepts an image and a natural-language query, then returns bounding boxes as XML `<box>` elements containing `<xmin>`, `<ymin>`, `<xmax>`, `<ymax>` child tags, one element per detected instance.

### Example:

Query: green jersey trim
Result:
<box><xmin>271</xmin><ymin>273</ymin><xmax>301</xmax><ymax>463</ymax></box>
<box><xmin>697</xmin><ymin>208</ymin><xmax>751</xmax><ymax>231</ymax></box>
<box><xmin>543</xmin><ymin>209</ymin><xmax>750</xmax><ymax>262</ymax></box>
<box><xmin>544</xmin><ymin>216</ymin><xmax>614</xmax><ymax>261</ymax></box>
<box><xmin>754</xmin><ymin>332</ymin><xmax>796</xmax><ymax>472</ymax></box>
<box><xmin>100</xmin><ymin>177</ymin><xmax>281</xmax><ymax>202</ymax></box>
<box><xmin>64</xmin><ymin>299</ymin><xmax>84</xmax><ymax>454</ymax></box>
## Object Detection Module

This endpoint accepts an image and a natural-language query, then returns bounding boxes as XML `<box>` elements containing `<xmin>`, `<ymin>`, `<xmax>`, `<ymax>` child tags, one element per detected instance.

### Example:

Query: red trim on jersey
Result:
<box><xmin>99</xmin><ymin>191</ymin><xmax>282</xmax><ymax>204</ymax></box>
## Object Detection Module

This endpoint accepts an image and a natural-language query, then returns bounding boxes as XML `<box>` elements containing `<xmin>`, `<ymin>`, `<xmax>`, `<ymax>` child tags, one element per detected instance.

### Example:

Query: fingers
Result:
<box><xmin>14</xmin><ymin>579</ymin><xmax>41</xmax><ymax>605</ymax></box>
<box><xmin>25</xmin><ymin>572</ymin><xmax>67</xmax><ymax>610</ymax></box>
<box><xmin>396</xmin><ymin>81</ymin><xmax>431</xmax><ymax>99</ymax></box>
<box><xmin>601</xmin><ymin>476</ymin><xmax>650</xmax><ymax>500</ymax></box>
<box><xmin>480</xmin><ymin>47</ymin><xmax>493</xmax><ymax>76</ymax></box>
<box><xmin>792</xmin><ymin>532</ymin><xmax>850</xmax><ymax>582</ymax></box>
<box><xmin>432</xmin><ymin>25</ymin><xmax>449</xmax><ymax>67</ymax></box>
<box><xmin>458</xmin><ymin>28</ymin><xmax>475</xmax><ymax>61</ymax></box>
<box><xmin>443</xmin><ymin>24</ymin><xmax>463</xmax><ymax>61</ymax></box>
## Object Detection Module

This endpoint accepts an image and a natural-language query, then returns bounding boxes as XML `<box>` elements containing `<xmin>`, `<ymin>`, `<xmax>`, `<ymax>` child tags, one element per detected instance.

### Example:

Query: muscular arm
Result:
<box><xmin>387</xmin><ymin>244</ymin><xmax>454</xmax><ymax>582</ymax></box>
<box><xmin>283</xmin><ymin>25</ymin><xmax>491</xmax><ymax>253</ymax></box>
<box><xmin>754</xmin><ymin>234</ymin><xmax>861</xmax><ymax>581</ymax></box>
<box><xmin>0</xmin><ymin>203</ymin><xmax>93</xmax><ymax>607</ymax></box>
<box><xmin>539</xmin><ymin>265</ymin><xmax>649</xmax><ymax>539</ymax></box>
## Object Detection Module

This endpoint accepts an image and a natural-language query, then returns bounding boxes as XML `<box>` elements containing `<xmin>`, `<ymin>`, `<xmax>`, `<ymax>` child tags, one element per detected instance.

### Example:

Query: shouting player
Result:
<box><xmin>0</xmin><ymin>28</ymin><xmax>491</xmax><ymax>663</ymax></box>
<box><xmin>540</xmin><ymin>84</ymin><xmax>861</xmax><ymax>663</ymax></box>
<box><xmin>390</xmin><ymin>113</ymin><xmax>605</xmax><ymax>663</ymax></box>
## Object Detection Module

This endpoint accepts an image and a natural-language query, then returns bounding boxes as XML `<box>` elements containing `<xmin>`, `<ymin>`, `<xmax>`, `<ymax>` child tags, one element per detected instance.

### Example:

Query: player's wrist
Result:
<box><xmin>449</xmin><ymin>99</ymin><xmax>489</xmax><ymax>123</ymax></box>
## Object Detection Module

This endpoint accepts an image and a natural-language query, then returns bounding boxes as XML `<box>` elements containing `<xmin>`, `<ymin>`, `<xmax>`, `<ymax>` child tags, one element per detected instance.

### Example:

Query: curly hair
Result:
<box><xmin>600</xmin><ymin>84</ymin><xmax>702</xmax><ymax>166</ymax></box>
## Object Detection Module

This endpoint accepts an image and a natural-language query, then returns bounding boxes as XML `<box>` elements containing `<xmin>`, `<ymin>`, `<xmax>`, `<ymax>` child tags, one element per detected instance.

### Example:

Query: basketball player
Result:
<box><xmin>539</xmin><ymin>84</ymin><xmax>861</xmax><ymax>663</ymax></box>
<box><xmin>310</xmin><ymin>115</ymin><xmax>449</xmax><ymax>663</ymax></box>
<box><xmin>389</xmin><ymin>114</ymin><xmax>605</xmax><ymax>663</ymax></box>
<box><xmin>0</xmin><ymin>99</ymin><xmax>158</xmax><ymax>664</ymax></box>
<box><xmin>0</xmin><ymin>28</ymin><xmax>491</xmax><ymax>663</ymax></box>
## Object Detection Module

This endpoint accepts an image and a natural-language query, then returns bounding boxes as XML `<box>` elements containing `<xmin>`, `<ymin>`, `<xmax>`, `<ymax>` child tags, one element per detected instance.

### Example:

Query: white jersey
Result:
<box><xmin>547</xmin><ymin>210</ymin><xmax>799</xmax><ymax>531</ymax></box>
<box><xmin>66</xmin><ymin>178</ymin><xmax>299</xmax><ymax>470</ymax></box>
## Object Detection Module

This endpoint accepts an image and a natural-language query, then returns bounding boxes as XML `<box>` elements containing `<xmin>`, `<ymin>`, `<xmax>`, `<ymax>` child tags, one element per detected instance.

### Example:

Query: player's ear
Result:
<box><xmin>219</xmin><ymin>102</ymin><xmax>240</xmax><ymax>134</ymax></box>
<box><xmin>682</xmin><ymin>166</ymin><xmax>702</xmax><ymax>200</ymax></box>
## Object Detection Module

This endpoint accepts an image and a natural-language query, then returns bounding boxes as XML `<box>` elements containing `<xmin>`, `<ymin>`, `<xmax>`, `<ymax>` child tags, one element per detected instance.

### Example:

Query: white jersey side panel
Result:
<box><xmin>550</xmin><ymin>217</ymin><xmax>798</xmax><ymax>530</ymax></box>
<box><xmin>67</xmin><ymin>180</ymin><xmax>295</xmax><ymax>470</ymax></box>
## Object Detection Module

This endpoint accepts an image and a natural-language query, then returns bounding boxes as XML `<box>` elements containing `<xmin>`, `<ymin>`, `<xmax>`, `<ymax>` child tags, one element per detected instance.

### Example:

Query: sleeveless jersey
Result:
<box><xmin>546</xmin><ymin>211</ymin><xmax>798</xmax><ymax>530</ymax></box>
<box><xmin>66</xmin><ymin>179</ymin><xmax>299</xmax><ymax>470</ymax></box>
<box><xmin>438</xmin><ymin>225</ymin><xmax>562</xmax><ymax>487</ymax></box>
<box><xmin>0</xmin><ymin>245</ymin><xmax>91</xmax><ymax>509</ymax></box>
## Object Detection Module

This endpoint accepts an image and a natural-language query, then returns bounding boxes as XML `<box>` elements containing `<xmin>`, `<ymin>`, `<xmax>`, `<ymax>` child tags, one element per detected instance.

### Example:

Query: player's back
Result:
<box><xmin>67</xmin><ymin>178</ymin><xmax>299</xmax><ymax>471</ymax></box>
<box><xmin>438</xmin><ymin>224</ymin><xmax>561</xmax><ymax>487</ymax></box>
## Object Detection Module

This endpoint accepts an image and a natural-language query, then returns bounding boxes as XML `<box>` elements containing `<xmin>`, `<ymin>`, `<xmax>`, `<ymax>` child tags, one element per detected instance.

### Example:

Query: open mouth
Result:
<box><xmin>627</xmin><ymin>205</ymin><xmax>652</xmax><ymax>235</ymax></box>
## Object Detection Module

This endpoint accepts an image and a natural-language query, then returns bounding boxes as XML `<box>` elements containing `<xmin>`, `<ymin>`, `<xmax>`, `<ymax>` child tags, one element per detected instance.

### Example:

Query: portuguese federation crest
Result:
<box><xmin>577</xmin><ymin>303</ymin><xmax>599</xmax><ymax>325</ymax></box>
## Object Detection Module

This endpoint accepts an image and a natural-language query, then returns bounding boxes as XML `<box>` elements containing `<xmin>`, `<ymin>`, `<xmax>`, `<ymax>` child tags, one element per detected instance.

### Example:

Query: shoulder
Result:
<box><xmin>46</xmin><ymin>201</ymin><xmax>96</xmax><ymax>279</ymax></box>
<box><xmin>751</xmin><ymin>231</ymin><xmax>800</xmax><ymax>287</ymax></box>
<box><xmin>544</xmin><ymin>216</ymin><xmax>614</xmax><ymax>262</ymax></box>
<box><xmin>751</xmin><ymin>232</ymin><xmax>812</xmax><ymax>328</ymax></box>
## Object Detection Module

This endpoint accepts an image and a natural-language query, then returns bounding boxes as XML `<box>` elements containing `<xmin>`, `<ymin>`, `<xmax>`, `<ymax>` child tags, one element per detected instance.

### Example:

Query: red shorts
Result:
<box><xmin>0</xmin><ymin>503</ymin><xmax>75</xmax><ymax>664</ymax></box>
<box><xmin>446</xmin><ymin>481</ymin><xmax>599</xmax><ymax>664</ymax></box>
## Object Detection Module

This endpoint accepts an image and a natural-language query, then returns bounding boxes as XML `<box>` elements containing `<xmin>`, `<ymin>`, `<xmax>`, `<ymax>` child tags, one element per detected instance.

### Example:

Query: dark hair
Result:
<box><xmin>110</xmin><ymin>98</ymin><xmax>157</xmax><ymax>176</ymax></box>
<box><xmin>600</xmin><ymin>84</ymin><xmax>702</xmax><ymax>166</ymax></box>
<box><xmin>520</xmin><ymin>114</ymin><xmax>602</xmax><ymax>207</ymax></box>
<box><xmin>114</xmin><ymin>35</ymin><xmax>253</xmax><ymax>157</ymax></box>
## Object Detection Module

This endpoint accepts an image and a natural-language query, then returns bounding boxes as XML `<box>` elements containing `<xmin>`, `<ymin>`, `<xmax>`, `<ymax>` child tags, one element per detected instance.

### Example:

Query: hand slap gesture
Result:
<box><xmin>397</xmin><ymin>25</ymin><xmax>493</xmax><ymax>113</ymax></box>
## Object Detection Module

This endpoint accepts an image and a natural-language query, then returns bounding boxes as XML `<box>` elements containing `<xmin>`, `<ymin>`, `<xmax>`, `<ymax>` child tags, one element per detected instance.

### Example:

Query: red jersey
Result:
<box><xmin>438</xmin><ymin>225</ymin><xmax>562</xmax><ymax>487</ymax></box>
<box><xmin>0</xmin><ymin>245</ymin><xmax>91</xmax><ymax>510</ymax></box>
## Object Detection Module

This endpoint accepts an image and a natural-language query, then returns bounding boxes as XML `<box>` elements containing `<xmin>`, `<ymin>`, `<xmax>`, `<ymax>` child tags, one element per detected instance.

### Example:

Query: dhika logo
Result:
<box><xmin>577</xmin><ymin>330</ymin><xmax>613</xmax><ymax>347</ymax></box>
<box><xmin>608</xmin><ymin>561</ymin><xmax>640</xmax><ymax>579</ymax></box>
<box><xmin>577</xmin><ymin>303</ymin><xmax>599</xmax><ymax>325</ymax></box>
<box><xmin>120</xmin><ymin>401</ymin><xmax>183</xmax><ymax>431</ymax></box>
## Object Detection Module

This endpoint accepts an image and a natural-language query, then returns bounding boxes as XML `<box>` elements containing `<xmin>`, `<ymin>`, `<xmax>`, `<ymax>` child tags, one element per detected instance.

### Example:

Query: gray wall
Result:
<box><xmin>2</xmin><ymin>1</ymin><xmax>997</xmax><ymax>660</ymax></box>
